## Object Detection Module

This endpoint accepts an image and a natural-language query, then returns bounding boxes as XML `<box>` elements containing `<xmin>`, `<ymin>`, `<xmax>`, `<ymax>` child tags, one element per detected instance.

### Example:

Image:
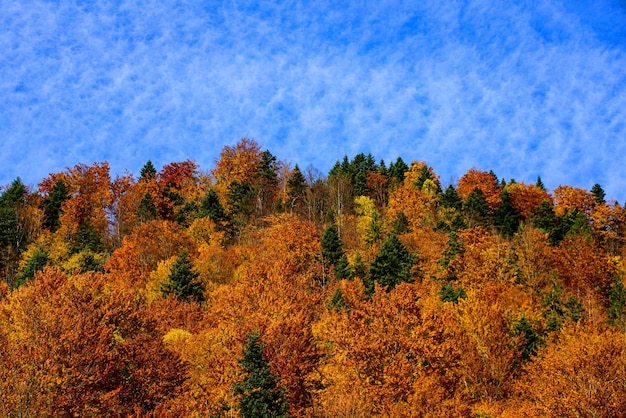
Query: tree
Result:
<box><xmin>0</xmin><ymin>178</ymin><xmax>28</xmax><ymax>286</ymax></box>
<box><xmin>457</xmin><ymin>169</ymin><xmax>502</xmax><ymax>210</ymax></box>
<box><xmin>494</xmin><ymin>189</ymin><xmax>520</xmax><ymax>237</ymax></box>
<box><xmin>462</xmin><ymin>188</ymin><xmax>490</xmax><ymax>228</ymax></box>
<box><xmin>440</xmin><ymin>185</ymin><xmax>463</xmax><ymax>211</ymax></box>
<box><xmin>161</xmin><ymin>250</ymin><xmax>204</xmax><ymax>303</ymax></box>
<box><xmin>17</xmin><ymin>247</ymin><xmax>49</xmax><ymax>285</ymax></box>
<box><xmin>591</xmin><ymin>183</ymin><xmax>606</xmax><ymax>205</ymax></box>
<box><xmin>388</xmin><ymin>157</ymin><xmax>408</xmax><ymax>184</ymax></box>
<box><xmin>536</xmin><ymin>175</ymin><xmax>545</xmax><ymax>190</ymax></box>
<box><xmin>42</xmin><ymin>178</ymin><xmax>70</xmax><ymax>232</ymax></box>
<box><xmin>140</xmin><ymin>160</ymin><xmax>157</xmax><ymax>181</ymax></box>
<box><xmin>321</xmin><ymin>223</ymin><xmax>343</xmax><ymax>265</ymax></box>
<box><xmin>136</xmin><ymin>192</ymin><xmax>158</xmax><ymax>223</ymax></box>
<box><xmin>367</xmin><ymin>234</ymin><xmax>415</xmax><ymax>295</ymax></box>
<box><xmin>255</xmin><ymin>150</ymin><xmax>280</xmax><ymax>217</ymax></box>
<box><xmin>286</xmin><ymin>165</ymin><xmax>307</xmax><ymax>214</ymax></box>
<box><xmin>234</xmin><ymin>331</ymin><xmax>291</xmax><ymax>418</ymax></box>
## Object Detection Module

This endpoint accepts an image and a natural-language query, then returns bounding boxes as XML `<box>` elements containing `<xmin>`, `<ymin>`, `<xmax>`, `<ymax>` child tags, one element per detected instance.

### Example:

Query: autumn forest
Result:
<box><xmin>1</xmin><ymin>138</ymin><xmax>625</xmax><ymax>417</ymax></box>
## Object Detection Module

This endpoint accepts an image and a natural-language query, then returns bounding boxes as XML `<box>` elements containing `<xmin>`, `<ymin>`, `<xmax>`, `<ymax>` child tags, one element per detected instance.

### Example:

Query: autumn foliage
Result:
<box><xmin>0</xmin><ymin>139</ymin><xmax>625</xmax><ymax>417</ymax></box>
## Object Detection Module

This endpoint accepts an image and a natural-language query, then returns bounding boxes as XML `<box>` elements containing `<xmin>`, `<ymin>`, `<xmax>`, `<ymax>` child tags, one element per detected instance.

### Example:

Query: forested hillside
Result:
<box><xmin>1</xmin><ymin>138</ymin><xmax>625</xmax><ymax>417</ymax></box>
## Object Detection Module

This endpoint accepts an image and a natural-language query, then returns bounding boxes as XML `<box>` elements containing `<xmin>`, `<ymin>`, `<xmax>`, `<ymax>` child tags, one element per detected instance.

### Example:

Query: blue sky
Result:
<box><xmin>2</xmin><ymin>0</ymin><xmax>626</xmax><ymax>200</ymax></box>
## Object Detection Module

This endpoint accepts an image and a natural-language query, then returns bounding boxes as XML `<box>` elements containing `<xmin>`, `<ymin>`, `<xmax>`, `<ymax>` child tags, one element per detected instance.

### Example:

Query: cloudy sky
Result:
<box><xmin>2</xmin><ymin>0</ymin><xmax>626</xmax><ymax>200</ymax></box>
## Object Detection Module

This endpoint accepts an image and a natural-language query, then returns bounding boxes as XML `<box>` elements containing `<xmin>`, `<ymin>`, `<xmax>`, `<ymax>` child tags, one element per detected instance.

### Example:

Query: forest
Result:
<box><xmin>0</xmin><ymin>137</ymin><xmax>625</xmax><ymax>417</ymax></box>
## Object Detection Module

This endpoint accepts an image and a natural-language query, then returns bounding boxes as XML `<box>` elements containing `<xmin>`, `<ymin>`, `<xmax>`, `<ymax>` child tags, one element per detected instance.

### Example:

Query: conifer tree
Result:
<box><xmin>17</xmin><ymin>247</ymin><xmax>49</xmax><ymax>286</ymax></box>
<box><xmin>366</xmin><ymin>234</ymin><xmax>415</xmax><ymax>296</ymax></box>
<box><xmin>321</xmin><ymin>223</ymin><xmax>344</xmax><ymax>268</ymax></box>
<box><xmin>137</xmin><ymin>193</ymin><xmax>158</xmax><ymax>223</ymax></box>
<box><xmin>536</xmin><ymin>175</ymin><xmax>546</xmax><ymax>190</ymax></box>
<box><xmin>495</xmin><ymin>189</ymin><xmax>520</xmax><ymax>237</ymax></box>
<box><xmin>199</xmin><ymin>189</ymin><xmax>228</xmax><ymax>223</ymax></box>
<box><xmin>286</xmin><ymin>165</ymin><xmax>307</xmax><ymax>213</ymax></box>
<box><xmin>462</xmin><ymin>187</ymin><xmax>490</xmax><ymax>228</ymax></box>
<box><xmin>161</xmin><ymin>250</ymin><xmax>204</xmax><ymax>303</ymax></box>
<box><xmin>440</xmin><ymin>184</ymin><xmax>463</xmax><ymax>211</ymax></box>
<box><xmin>388</xmin><ymin>157</ymin><xmax>408</xmax><ymax>183</ymax></box>
<box><xmin>43</xmin><ymin>178</ymin><xmax>70</xmax><ymax>232</ymax></box>
<box><xmin>333</xmin><ymin>254</ymin><xmax>353</xmax><ymax>280</ymax></box>
<box><xmin>591</xmin><ymin>183</ymin><xmax>606</xmax><ymax>205</ymax></box>
<box><xmin>140</xmin><ymin>160</ymin><xmax>157</xmax><ymax>181</ymax></box>
<box><xmin>234</xmin><ymin>331</ymin><xmax>291</xmax><ymax>418</ymax></box>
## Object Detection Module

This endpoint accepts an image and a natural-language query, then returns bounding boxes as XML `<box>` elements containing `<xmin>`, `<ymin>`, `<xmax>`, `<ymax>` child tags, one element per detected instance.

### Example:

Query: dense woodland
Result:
<box><xmin>0</xmin><ymin>137</ymin><xmax>625</xmax><ymax>417</ymax></box>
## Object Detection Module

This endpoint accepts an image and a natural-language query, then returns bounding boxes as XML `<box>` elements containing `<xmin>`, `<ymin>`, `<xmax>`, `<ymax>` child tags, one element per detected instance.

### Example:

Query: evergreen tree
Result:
<box><xmin>388</xmin><ymin>157</ymin><xmax>408</xmax><ymax>184</ymax></box>
<box><xmin>391</xmin><ymin>211</ymin><xmax>410</xmax><ymax>235</ymax></box>
<box><xmin>440</xmin><ymin>282</ymin><xmax>467</xmax><ymax>304</ymax></box>
<box><xmin>352</xmin><ymin>252</ymin><xmax>367</xmax><ymax>280</ymax></box>
<box><xmin>414</xmin><ymin>165</ymin><xmax>438</xmax><ymax>190</ymax></box>
<box><xmin>608</xmin><ymin>275</ymin><xmax>626</xmax><ymax>328</ymax></box>
<box><xmin>161</xmin><ymin>250</ymin><xmax>204</xmax><ymax>303</ymax></box>
<box><xmin>531</xmin><ymin>200</ymin><xmax>557</xmax><ymax>232</ymax></box>
<box><xmin>462</xmin><ymin>188</ymin><xmax>490</xmax><ymax>228</ymax></box>
<box><xmin>536</xmin><ymin>175</ymin><xmax>546</xmax><ymax>190</ymax></box>
<box><xmin>71</xmin><ymin>219</ymin><xmax>105</xmax><ymax>254</ymax></box>
<box><xmin>0</xmin><ymin>178</ymin><xmax>27</xmax><ymax>287</ymax></box>
<box><xmin>367</xmin><ymin>234</ymin><xmax>415</xmax><ymax>296</ymax></box>
<box><xmin>333</xmin><ymin>254</ymin><xmax>353</xmax><ymax>280</ymax></box>
<box><xmin>0</xmin><ymin>178</ymin><xmax>26</xmax><ymax>249</ymax></box>
<box><xmin>513</xmin><ymin>316</ymin><xmax>542</xmax><ymax>361</ymax></box>
<box><xmin>234</xmin><ymin>332</ymin><xmax>291</xmax><ymax>418</ymax></box>
<box><xmin>227</xmin><ymin>181</ymin><xmax>256</xmax><ymax>228</ymax></box>
<box><xmin>17</xmin><ymin>247</ymin><xmax>49</xmax><ymax>286</ymax></box>
<box><xmin>199</xmin><ymin>189</ymin><xmax>228</xmax><ymax>223</ymax></box>
<box><xmin>286</xmin><ymin>165</ymin><xmax>307</xmax><ymax>213</ymax></box>
<box><xmin>321</xmin><ymin>223</ymin><xmax>344</xmax><ymax>268</ymax></box>
<box><xmin>43</xmin><ymin>178</ymin><xmax>70</xmax><ymax>232</ymax></box>
<box><xmin>327</xmin><ymin>288</ymin><xmax>348</xmax><ymax>311</ymax></box>
<box><xmin>591</xmin><ymin>183</ymin><xmax>606</xmax><ymax>205</ymax></box>
<box><xmin>495</xmin><ymin>189</ymin><xmax>520</xmax><ymax>237</ymax></box>
<box><xmin>440</xmin><ymin>185</ymin><xmax>463</xmax><ymax>211</ymax></box>
<box><xmin>140</xmin><ymin>160</ymin><xmax>157</xmax><ymax>181</ymax></box>
<box><xmin>137</xmin><ymin>193</ymin><xmax>158</xmax><ymax>223</ymax></box>
<box><xmin>438</xmin><ymin>230</ymin><xmax>464</xmax><ymax>281</ymax></box>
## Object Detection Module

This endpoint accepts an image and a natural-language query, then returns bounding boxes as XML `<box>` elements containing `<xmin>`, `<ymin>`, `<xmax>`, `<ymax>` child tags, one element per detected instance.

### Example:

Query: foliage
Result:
<box><xmin>366</xmin><ymin>234</ymin><xmax>415</xmax><ymax>296</ymax></box>
<box><xmin>161</xmin><ymin>250</ymin><xmax>205</xmax><ymax>303</ymax></box>
<box><xmin>234</xmin><ymin>331</ymin><xmax>292</xmax><ymax>418</ymax></box>
<box><xmin>2</xmin><ymin>145</ymin><xmax>626</xmax><ymax>417</ymax></box>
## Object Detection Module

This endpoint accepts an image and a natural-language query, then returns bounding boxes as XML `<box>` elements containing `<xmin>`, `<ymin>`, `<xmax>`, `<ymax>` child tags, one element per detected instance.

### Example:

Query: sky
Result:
<box><xmin>2</xmin><ymin>0</ymin><xmax>626</xmax><ymax>200</ymax></box>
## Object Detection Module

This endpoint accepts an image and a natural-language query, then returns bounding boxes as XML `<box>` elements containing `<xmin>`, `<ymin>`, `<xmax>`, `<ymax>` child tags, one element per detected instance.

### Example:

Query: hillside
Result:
<box><xmin>0</xmin><ymin>138</ymin><xmax>625</xmax><ymax>417</ymax></box>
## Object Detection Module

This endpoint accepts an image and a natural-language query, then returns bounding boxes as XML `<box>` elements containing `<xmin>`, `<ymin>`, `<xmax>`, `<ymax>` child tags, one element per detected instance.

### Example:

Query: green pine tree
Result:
<box><xmin>333</xmin><ymin>254</ymin><xmax>353</xmax><ymax>280</ymax></box>
<box><xmin>161</xmin><ymin>250</ymin><xmax>205</xmax><ymax>303</ymax></box>
<box><xmin>234</xmin><ymin>332</ymin><xmax>291</xmax><ymax>418</ymax></box>
<box><xmin>591</xmin><ymin>183</ymin><xmax>606</xmax><ymax>205</ymax></box>
<box><xmin>286</xmin><ymin>165</ymin><xmax>307</xmax><ymax>213</ymax></box>
<box><xmin>140</xmin><ymin>160</ymin><xmax>157</xmax><ymax>181</ymax></box>
<box><xmin>321</xmin><ymin>223</ymin><xmax>344</xmax><ymax>268</ymax></box>
<box><xmin>536</xmin><ymin>175</ymin><xmax>546</xmax><ymax>190</ymax></box>
<box><xmin>440</xmin><ymin>185</ymin><xmax>463</xmax><ymax>211</ymax></box>
<box><xmin>43</xmin><ymin>178</ymin><xmax>70</xmax><ymax>232</ymax></box>
<box><xmin>440</xmin><ymin>282</ymin><xmax>467</xmax><ymax>304</ymax></box>
<box><xmin>608</xmin><ymin>275</ymin><xmax>626</xmax><ymax>329</ymax></box>
<box><xmin>513</xmin><ymin>315</ymin><xmax>542</xmax><ymax>361</ymax></box>
<box><xmin>367</xmin><ymin>234</ymin><xmax>415</xmax><ymax>296</ymax></box>
<box><xmin>17</xmin><ymin>247</ymin><xmax>49</xmax><ymax>286</ymax></box>
<box><xmin>495</xmin><ymin>189</ymin><xmax>520</xmax><ymax>237</ymax></box>
<box><xmin>462</xmin><ymin>188</ymin><xmax>490</xmax><ymax>228</ymax></box>
<box><xmin>137</xmin><ymin>193</ymin><xmax>158</xmax><ymax>223</ymax></box>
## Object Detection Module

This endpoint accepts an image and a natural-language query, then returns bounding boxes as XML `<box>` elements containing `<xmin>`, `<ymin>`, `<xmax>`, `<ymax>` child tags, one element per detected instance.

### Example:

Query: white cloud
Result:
<box><xmin>1</xmin><ymin>0</ymin><xmax>625</xmax><ymax>200</ymax></box>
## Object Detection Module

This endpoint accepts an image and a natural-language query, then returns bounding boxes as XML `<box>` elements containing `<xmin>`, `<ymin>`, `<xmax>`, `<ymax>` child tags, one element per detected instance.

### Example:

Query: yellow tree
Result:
<box><xmin>457</xmin><ymin>168</ymin><xmax>502</xmax><ymax>210</ymax></box>
<box><xmin>511</xmin><ymin>324</ymin><xmax>626</xmax><ymax>417</ymax></box>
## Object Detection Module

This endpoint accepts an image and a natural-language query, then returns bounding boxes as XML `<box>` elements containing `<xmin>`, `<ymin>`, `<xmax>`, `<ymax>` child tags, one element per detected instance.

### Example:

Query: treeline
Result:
<box><xmin>0</xmin><ymin>137</ymin><xmax>625</xmax><ymax>417</ymax></box>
